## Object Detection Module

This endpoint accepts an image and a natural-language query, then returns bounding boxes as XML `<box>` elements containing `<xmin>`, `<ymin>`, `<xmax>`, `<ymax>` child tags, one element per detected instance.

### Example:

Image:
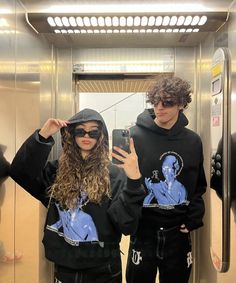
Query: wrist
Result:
<box><xmin>39</xmin><ymin>129</ymin><xmax>50</xmax><ymax>139</ymax></box>
<box><xmin>39</xmin><ymin>129</ymin><xmax>51</xmax><ymax>139</ymax></box>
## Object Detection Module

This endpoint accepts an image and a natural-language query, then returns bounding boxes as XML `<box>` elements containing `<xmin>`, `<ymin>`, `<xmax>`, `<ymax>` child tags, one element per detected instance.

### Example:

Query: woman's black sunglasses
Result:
<box><xmin>74</xmin><ymin>128</ymin><xmax>101</xmax><ymax>139</ymax></box>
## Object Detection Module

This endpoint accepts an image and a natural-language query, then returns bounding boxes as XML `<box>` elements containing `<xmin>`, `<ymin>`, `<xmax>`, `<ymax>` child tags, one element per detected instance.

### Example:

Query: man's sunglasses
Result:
<box><xmin>154</xmin><ymin>97</ymin><xmax>177</xmax><ymax>108</ymax></box>
<box><xmin>74</xmin><ymin>128</ymin><xmax>101</xmax><ymax>139</ymax></box>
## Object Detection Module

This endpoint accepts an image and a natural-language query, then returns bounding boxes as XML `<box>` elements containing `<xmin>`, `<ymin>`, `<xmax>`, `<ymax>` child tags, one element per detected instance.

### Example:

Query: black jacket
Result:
<box><xmin>10</xmin><ymin>109</ymin><xmax>146</xmax><ymax>269</ymax></box>
<box><xmin>130</xmin><ymin>109</ymin><xmax>207</xmax><ymax>235</ymax></box>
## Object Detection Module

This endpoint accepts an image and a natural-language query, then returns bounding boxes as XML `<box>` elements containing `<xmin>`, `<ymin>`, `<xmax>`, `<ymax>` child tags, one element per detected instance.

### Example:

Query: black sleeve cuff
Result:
<box><xmin>36</xmin><ymin>130</ymin><xmax>54</xmax><ymax>145</ymax></box>
<box><xmin>127</xmin><ymin>177</ymin><xmax>142</xmax><ymax>189</ymax></box>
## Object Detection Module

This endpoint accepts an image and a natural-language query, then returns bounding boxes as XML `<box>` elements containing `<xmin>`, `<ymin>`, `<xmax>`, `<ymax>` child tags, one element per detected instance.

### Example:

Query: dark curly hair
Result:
<box><xmin>146</xmin><ymin>76</ymin><xmax>192</xmax><ymax>109</ymax></box>
<box><xmin>48</xmin><ymin>123</ymin><xmax>111</xmax><ymax>209</ymax></box>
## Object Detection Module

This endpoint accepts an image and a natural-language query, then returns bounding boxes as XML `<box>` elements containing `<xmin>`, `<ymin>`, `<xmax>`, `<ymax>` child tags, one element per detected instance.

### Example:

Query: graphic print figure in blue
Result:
<box><xmin>144</xmin><ymin>153</ymin><xmax>187</xmax><ymax>206</ymax></box>
<box><xmin>48</xmin><ymin>192</ymin><xmax>98</xmax><ymax>243</ymax></box>
<box><xmin>10</xmin><ymin>108</ymin><xmax>146</xmax><ymax>283</ymax></box>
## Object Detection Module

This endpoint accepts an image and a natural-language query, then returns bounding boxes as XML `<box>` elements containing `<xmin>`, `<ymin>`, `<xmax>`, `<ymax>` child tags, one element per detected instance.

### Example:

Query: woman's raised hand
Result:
<box><xmin>39</xmin><ymin>118</ymin><xmax>68</xmax><ymax>139</ymax></box>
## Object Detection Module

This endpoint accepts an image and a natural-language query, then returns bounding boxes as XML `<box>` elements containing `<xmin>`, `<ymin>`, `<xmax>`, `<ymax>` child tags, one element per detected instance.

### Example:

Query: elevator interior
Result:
<box><xmin>0</xmin><ymin>1</ymin><xmax>236</xmax><ymax>283</ymax></box>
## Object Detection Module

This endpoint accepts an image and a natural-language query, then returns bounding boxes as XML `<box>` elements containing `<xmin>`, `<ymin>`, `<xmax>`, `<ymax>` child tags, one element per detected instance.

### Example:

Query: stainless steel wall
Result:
<box><xmin>0</xmin><ymin>0</ymin><xmax>54</xmax><ymax>282</ymax></box>
<box><xmin>197</xmin><ymin>4</ymin><xmax>236</xmax><ymax>282</ymax></box>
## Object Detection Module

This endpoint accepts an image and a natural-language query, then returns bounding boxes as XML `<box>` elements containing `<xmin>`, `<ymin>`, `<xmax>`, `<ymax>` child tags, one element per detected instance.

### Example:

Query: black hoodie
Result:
<box><xmin>10</xmin><ymin>108</ymin><xmax>146</xmax><ymax>269</ymax></box>
<box><xmin>130</xmin><ymin>108</ymin><xmax>207</xmax><ymax>236</ymax></box>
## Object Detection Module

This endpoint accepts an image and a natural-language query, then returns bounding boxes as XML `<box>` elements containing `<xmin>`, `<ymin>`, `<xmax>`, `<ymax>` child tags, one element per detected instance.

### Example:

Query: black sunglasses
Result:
<box><xmin>74</xmin><ymin>128</ymin><xmax>101</xmax><ymax>139</ymax></box>
<box><xmin>154</xmin><ymin>97</ymin><xmax>177</xmax><ymax>108</ymax></box>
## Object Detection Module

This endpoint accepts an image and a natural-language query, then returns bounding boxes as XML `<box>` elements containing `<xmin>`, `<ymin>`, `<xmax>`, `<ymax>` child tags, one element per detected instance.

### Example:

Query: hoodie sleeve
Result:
<box><xmin>10</xmin><ymin>130</ymin><xmax>57</xmax><ymax>206</ymax></box>
<box><xmin>107</xmin><ymin>164</ymin><xmax>146</xmax><ymax>235</ymax></box>
<box><xmin>0</xmin><ymin>149</ymin><xmax>10</xmax><ymax>181</ymax></box>
<box><xmin>184</xmin><ymin>151</ymin><xmax>207</xmax><ymax>231</ymax></box>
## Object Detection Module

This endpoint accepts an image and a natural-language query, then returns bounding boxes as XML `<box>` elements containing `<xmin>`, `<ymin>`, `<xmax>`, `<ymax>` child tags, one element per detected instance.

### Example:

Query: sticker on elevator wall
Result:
<box><xmin>212</xmin><ymin>116</ymin><xmax>220</xmax><ymax>127</ymax></box>
<box><xmin>210</xmin><ymin>248</ymin><xmax>222</xmax><ymax>271</ymax></box>
<box><xmin>211</xmin><ymin>97</ymin><xmax>222</xmax><ymax>116</ymax></box>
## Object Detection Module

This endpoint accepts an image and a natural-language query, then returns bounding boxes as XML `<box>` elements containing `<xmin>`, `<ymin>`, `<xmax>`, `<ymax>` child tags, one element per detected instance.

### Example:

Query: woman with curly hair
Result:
<box><xmin>10</xmin><ymin>108</ymin><xmax>146</xmax><ymax>283</ymax></box>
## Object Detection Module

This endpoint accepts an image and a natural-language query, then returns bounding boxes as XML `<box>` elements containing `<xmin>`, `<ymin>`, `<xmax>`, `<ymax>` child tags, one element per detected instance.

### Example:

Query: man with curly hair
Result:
<box><xmin>126</xmin><ymin>76</ymin><xmax>207</xmax><ymax>283</ymax></box>
<box><xmin>10</xmin><ymin>108</ymin><xmax>146</xmax><ymax>283</ymax></box>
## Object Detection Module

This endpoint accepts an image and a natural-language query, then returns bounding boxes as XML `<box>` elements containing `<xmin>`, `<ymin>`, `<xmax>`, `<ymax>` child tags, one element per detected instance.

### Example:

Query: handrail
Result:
<box><xmin>221</xmin><ymin>47</ymin><xmax>231</xmax><ymax>272</ymax></box>
<box><xmin>210</xmin><ymin>47</ymin><xmax>231</xmax><ymax>272</ymax></box>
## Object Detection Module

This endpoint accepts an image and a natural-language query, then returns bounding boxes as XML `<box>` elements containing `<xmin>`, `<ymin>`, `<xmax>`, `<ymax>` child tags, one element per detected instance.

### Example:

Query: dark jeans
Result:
<box><xmin>54</xmin><ymin>259</ymin><xmax>122</xmax><ymax>283</ymax></box>
<box><xmin>126</xmin><ymin>226</ymin><xmax>192</xmax><ymax>283</ymax></box>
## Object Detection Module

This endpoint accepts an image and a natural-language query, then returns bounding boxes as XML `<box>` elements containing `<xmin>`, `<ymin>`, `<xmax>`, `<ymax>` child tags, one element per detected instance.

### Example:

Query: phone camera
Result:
<box><xmin>122</xmin><ymin>130</ymin><xmax>127</xmax><ymax>137</ymax></box>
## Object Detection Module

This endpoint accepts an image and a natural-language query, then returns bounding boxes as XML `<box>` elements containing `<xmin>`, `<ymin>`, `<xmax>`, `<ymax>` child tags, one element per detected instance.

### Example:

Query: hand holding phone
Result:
<box><xmin>111</xmin><ymin>130</ymin><xmax>141</xmax><ymax>180</ymax></box>
<box><xmin>112</xmin><ymin>129</ymin><xmax>130</xmax><ymax>165</ymax></box>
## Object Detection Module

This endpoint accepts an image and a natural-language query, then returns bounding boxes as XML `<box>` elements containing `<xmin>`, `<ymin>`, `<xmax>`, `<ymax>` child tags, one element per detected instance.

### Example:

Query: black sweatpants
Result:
<box><xmin>54</xmin><ymin>259</ymin><xmax>122</xmax><ymax>283</ymax></box>
<box><xmin>126</xmin><ymin>226</ymin><xmax>192</xmax><ymax>283</ymax></box>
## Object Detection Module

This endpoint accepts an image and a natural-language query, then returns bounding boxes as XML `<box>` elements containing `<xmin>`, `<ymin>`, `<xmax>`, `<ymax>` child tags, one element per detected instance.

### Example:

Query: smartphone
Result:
<box><xmin>112</xmin><ymin>129</ymin><xmax>130</xmax><ymax>164</ymax></box>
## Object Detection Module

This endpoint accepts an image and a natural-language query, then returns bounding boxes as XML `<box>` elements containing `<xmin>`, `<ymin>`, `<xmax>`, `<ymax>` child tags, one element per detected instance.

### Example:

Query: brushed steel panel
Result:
<box><xmin>0</xmin><ymin>1</ymin><xmax>54</xmax><ymax>282</ymax></box>
<box><xmin>0</xmin><ymin>1</ymin><xmax>17</xmax><ymax>282</ymax></box>
<box><xmin>175</xmin><ymin>47</ymin><xmax>196</xmax><ymax>131</ymax></box>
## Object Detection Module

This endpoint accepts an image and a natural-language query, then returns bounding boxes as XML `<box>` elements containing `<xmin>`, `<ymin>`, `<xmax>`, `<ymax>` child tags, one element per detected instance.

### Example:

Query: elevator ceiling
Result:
<box><xmin>18</xmin><ymin>0</ymin><xmax>233</xmax><ymax>48</ymax></box>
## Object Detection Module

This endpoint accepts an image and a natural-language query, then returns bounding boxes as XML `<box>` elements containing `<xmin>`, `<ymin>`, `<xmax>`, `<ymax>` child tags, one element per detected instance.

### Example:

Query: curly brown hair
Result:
<box><xmin>48</xmin><ymin>124</ymin><xmax>111</xmax><ymax>209</ymax></box>
<box><xmin>147</xmin><ymin>76</ymin><xmax>192</xmax><ymax>109</ymax></box>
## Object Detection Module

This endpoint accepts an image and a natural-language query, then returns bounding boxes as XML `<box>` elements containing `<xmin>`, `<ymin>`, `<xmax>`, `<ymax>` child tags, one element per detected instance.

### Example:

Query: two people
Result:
<box><xmin>10</xmin><ymin>76</ymin><xmax>207</xmax><ymax>283</ymax></box>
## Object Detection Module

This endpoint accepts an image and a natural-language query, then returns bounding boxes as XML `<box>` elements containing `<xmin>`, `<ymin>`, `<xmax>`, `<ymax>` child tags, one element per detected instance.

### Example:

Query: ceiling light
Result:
<box><xmin>47</xmin><ymin>17</ymin><xmax>56</xmax><ymax>27</ymax></box>
<box><xmin>141</xmin><ymin>16</ymin><xmax>148</xmax><ymax>27</ymax></box>
<box><xmin>155</xmin><ymin>16</ymin><xmax>163</xmax><ymax>26</ymax></box>
<box><xmin>83</xmin><ymin>17</ymin><xmax>90</xmax><ymax>27</ymax></box>
<box><xmin>199</xmin><ymin>15</ymin><xmax>207</xmax><ymax>25</ymax></box>
<box><xmin>98</xmin><ymin>17</ymin><xmax>105</xmax><ymax>26</ymax></box>
<box><xmin>184</xmin><ymin>16</ymin><xmax>192</xmax><ymax>26</ymax></box>
<box><xmin>54</xmin><ymin>17</ymin><xmax>63</xmax><ymax>27</ymax></box>
<box><xmin>69</xmin><ymin>17</ymin><xmax>77</xmax><ymax>27</ymax></box>
<box><xmin>105</xmin><ymin>17</ymin><xmax>112</xmax><ymax>27</ymax></box>
<box><xmin>191</xmin><ymin>16</ymin><xmax>200</xmax><ymax>26</ymax></box>
<box><xmin>163</xmin><ymin>16</ymin><xmax>170</xmax><ymax>26</ymax></box>
<box><xmin>170</xmin><ymin>16</ymin><xmax>177</xmax><ymax>26</ymax></box>
<box><xmin>112</xmin><ymin>16</ymin><xmax>119</xmax><ymax>27</ymax></box>
<box><xmin>62</xmin><ymin>17</ymin><xmax>70</xmax><ymax>27</ymax></box>
<box><xmin>134</xmin><ymin>16</ymin><xmax>141</xmax><ymax>26</ymax></box>
<box><xmin>25</xmin><ymin>12</ymin><xmax>227</xmax><ymax>35</ymax></box>
<box><xmin>148</xmin><ymin>16</ymin><xmax>155</xmax><ymax>26</ymax></box>
<box><xmin>120</xmin><ymin>16</ymin><xmax>126</xmax><ymax>27</ymax></box>
<box><xmin>91</xmin><ymin>17</ymin><xmax>98</xmax><ymax>27</ymax></box>
<box><xmin>127</xmin><ymin>16</ymin><xmax>133</xmax><ymax>27</ymax></box>
<box><xmin>76</xmin><ymin>17</ymin><xmax>83</xmax><ymax>27</ymax></box>
<box><xmin>177</xmin><ymin>16</ymin><xmax>185</xmax><ymax>26</ymax></box>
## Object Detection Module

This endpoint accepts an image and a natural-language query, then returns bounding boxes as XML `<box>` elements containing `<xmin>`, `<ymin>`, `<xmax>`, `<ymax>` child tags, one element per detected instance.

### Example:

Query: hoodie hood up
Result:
<box><xmin>61</xmin><ymin>108</ymin><xmax>109</xmax><ymax>145</ymax></box>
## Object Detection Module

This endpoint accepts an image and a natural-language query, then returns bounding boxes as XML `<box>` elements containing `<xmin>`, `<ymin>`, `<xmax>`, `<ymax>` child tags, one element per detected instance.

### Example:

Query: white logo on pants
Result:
<box><xmin>187</xmin><ymin>251</ymin><xmax>192</xmax><ymax>268</ymax></box>
<box><xmin>131</xmin><ymin>249</ymin><xmax>142</xmax><ymax>265</ymax></box>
